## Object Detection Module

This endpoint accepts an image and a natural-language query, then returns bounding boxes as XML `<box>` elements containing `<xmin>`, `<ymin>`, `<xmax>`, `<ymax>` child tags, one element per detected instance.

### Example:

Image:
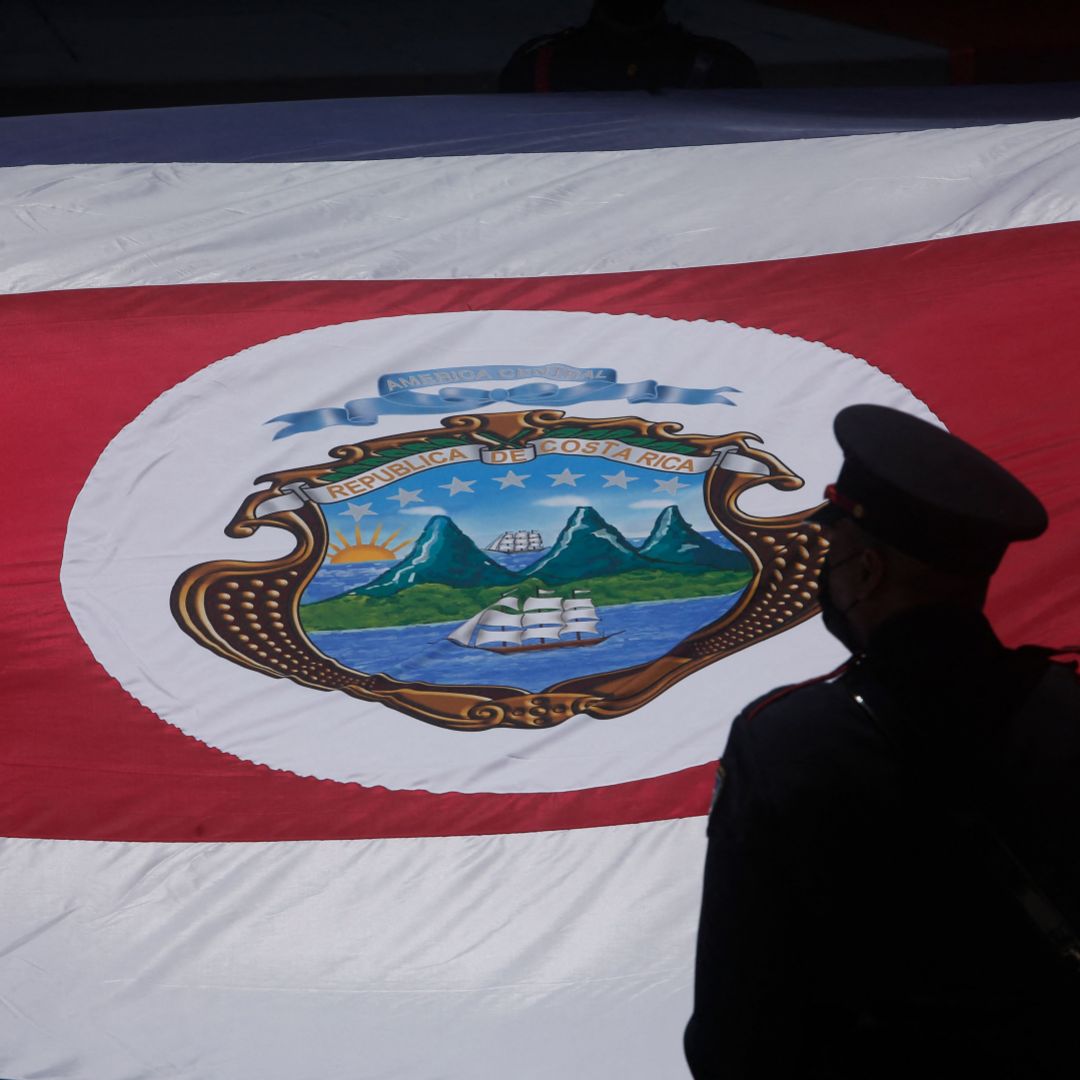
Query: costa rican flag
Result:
<box><xmin>2</xmin><ymin>90</ymin><xmax>1079</xmax><ymax>1079</ymax></box>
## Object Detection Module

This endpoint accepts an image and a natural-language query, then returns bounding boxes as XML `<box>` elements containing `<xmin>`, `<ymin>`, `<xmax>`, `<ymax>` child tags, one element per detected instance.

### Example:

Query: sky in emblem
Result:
<box><xmin>324</xmin><ymin>452</ymin><xmax>714</xmax><ymax>557</ymax></box>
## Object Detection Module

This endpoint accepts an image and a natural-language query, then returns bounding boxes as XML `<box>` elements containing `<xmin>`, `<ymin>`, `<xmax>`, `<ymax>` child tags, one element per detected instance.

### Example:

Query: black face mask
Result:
<box><xmin>818</xmin><ymin>550</ymin><xmax>862</xmax><ymax>652</ymax></box>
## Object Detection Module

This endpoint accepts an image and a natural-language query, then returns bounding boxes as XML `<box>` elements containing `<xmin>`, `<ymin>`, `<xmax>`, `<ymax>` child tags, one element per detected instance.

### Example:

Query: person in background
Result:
<box><xmin>499</xmin><ymin>0</ymin><xmax>759</xmax><ymax>92</ymax></box>
<box><xmin>685</xmin><ymin>404</ymin><xmax>1080</xmax><ymax>1079</ymax></box>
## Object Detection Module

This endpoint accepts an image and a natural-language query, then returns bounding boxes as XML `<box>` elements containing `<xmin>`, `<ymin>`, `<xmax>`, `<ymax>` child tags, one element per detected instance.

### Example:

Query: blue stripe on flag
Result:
<box><xmin>4</xmin><ymin>84</ymin><xmax>1080</xmax><ymax>166</ymax></box>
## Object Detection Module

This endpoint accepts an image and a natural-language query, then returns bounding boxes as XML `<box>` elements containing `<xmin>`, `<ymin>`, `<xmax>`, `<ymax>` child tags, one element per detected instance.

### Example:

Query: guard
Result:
<box><xmin>685</xmin><ymin>404</ymin><xmax>1080</xmax><ymax>1079</ymax></box>
<box><xmin>498</xmin><ymin>0</ymin><xmax>759</xmax><ymax>93</ymax></box>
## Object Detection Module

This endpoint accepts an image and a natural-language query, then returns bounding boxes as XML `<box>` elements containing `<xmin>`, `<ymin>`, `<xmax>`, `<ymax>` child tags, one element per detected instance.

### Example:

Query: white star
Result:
<box><xmin>493</xmin><ymin>470</ymin><xmax>529</xmax><ymax>489</ymax></box>
<box><xmin>342</xmin><ymin>501</ymin><xmax>377</xmax><ymax>522</ymax></box>
<box><xmin>387</xmin><ymin>486</ymin><xmax>424</xmax><ymax>507</ymax></box>
<box><xmin>653</xmin><ymin>476</ymin><xmax>688</xmax><ymax>496</ymax></box>
<box><xmin>601</xmin><ymin>469</ymin><xmax>638</xmax><ymax>490</ymax></box>
<box><xmin>439</xmin><ymin>476</ymin><xmax>476</xmax><ymax>497</ymax></box>
<box><xmin>548</xmin><ymin>467</ymin><xmax>584</xmax><ymax>487</ymax></box>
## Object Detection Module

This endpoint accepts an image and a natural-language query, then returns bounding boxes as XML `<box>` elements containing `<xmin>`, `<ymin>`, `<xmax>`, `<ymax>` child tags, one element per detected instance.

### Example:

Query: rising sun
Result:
<box><xmin>327</xmin><ymin>523</ymin><xmax>414</xmax><ymax>563</ymax></box>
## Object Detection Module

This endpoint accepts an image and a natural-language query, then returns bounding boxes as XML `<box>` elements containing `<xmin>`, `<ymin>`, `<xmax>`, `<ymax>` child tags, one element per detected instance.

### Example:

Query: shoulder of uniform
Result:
<box><xmin>727</xmin><ymin>666</ymin><xmax>859</xmax><ymax>772</ymax></box>
<box><xmin>738</xmin><ymin>664</ymin><xmax>851</xmax><ymax>727</ymax></box>
<box><xmin>719</xmin><ymin>670</ymin><xmax>868</xmax><ymax>816</ymax></box>
<box><xmin>740</xmin><ymin>680</ymin><xmax>850</xmax><ymax>737</ymax></box>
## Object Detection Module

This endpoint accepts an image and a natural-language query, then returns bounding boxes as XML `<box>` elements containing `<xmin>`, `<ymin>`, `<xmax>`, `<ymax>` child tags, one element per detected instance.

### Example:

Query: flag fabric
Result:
<box><xmin>2</xmin><ymin>91</ymin><xmax>1080</xmax><ymax>1079</ymax></box>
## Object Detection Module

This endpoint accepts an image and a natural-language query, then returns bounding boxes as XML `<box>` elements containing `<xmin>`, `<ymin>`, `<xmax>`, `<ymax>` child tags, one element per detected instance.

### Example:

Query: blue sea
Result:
<box><xmin>308</xmin><ymin>591</ymin><xmax>743</xmax><ymax>692</ymax></box>
<box><xmin>301</xmin><ymin>530</ymin><xmax>740</xmax><ymax>604</ymax></box>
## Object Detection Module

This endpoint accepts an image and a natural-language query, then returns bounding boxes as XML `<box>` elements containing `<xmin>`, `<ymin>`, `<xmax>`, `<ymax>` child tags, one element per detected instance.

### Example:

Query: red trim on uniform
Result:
<box><xmin>824</xmin><ymin>482</ymin><xmax>859</xmax><ymax>515</ymax></box>
<box><xmin>744</xmin><ymin>661</ymin><xmax>852</xmax><ymax>724</ymax></box>
<box><xmin>534</xmin><ymin>45</ymin><xmax>554</xmax><ymax>92</ymax></box>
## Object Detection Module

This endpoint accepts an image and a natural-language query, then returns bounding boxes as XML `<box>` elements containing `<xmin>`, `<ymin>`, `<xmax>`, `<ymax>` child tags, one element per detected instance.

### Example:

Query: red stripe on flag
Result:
<box><xmin>3</xmin><ymin>221</ymin><xmax>1078</xmax><ymax>841</ymax></box>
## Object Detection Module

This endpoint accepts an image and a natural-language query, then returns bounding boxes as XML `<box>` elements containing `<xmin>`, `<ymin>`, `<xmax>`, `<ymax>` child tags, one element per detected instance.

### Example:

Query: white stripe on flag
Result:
<box><xmin>0</xmin><ymin>819</ymin><xmax>704</xmax><ymax>1080</ymax></box>
<box><xmin>4</xmin><ymin>119</ymin><xmax>1080</xmax><ymax>292</ymax></box>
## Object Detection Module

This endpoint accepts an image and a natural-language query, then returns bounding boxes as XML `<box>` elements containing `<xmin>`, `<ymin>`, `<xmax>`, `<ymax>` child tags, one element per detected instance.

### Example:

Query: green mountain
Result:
<box><xmin>526</xmin><ymin>506</ymin><xmax>655</xmax><ymax>585</ymax></box>
<box><xmin>638</xmin><ymin>506</ymin><xmax>748</xmax><ymax>571</ymax></box>
<box><xmin>358</xmin><ymin>515</ymin><xmax>517</xmax><ymax>596</ymax></box>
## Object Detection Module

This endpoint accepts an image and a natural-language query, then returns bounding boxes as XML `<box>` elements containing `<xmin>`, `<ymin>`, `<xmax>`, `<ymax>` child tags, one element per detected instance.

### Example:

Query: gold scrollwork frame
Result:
<box><xmin>171</xmin><ymin>410</ymin><xmax>827</xmax><ymax>731</ymax></box>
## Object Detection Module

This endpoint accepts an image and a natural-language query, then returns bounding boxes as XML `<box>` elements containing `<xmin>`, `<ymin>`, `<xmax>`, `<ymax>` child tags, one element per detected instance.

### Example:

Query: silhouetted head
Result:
<box><xmin>811</xmin><ymin>404</ymin><xmax>1047</xmax><ymax>650</ymax></box>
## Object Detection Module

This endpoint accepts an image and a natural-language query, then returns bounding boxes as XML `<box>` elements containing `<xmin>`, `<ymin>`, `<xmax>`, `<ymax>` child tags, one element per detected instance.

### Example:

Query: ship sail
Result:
<box><xmin>523</xmin><ymin>595</ymin><xmax>562</xmax><ymax>613</ymax></box>
<box><xmin>448</xmin><ymin>596</ymin><xmax>520</xmax><ymax>646</ymax></box>
<box><xmin>447</xmin><ymin>610</ymin><xmax>485</xmax><ymax>646</ymax></box>
<box><xmin>561</xmin><ymin>593</ymin><xmax>600</xmax><ymax>638</ymax></box>
<box><xmin>521</xmin><ymin>609</ymin><xmax>562</xmax><ymax>627</ymax></box>
<box><xmin>522</xmin><ymin>599</ymin><xmax>562</xmax><ymax>643</ymax></box>
<box><xmin>563</xmin><ymin>598</ymin><xmax>596</xmax><ymax>614</ymax></box>
<box><xmin>481</xmin><ymin>608</ymin><xmax>524</xmax><ymax>628</ymax></box>
<box><xmin>475</xmin><ymin>627</ymin><xmax>525</xmax><ymax>647</ymax></box>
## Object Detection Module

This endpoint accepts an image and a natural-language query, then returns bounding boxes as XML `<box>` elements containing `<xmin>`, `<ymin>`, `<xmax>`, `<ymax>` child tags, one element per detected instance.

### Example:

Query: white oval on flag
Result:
<box><xmin>61</xmin><ymin>310</ymin><xmax>936</xmax><ymax>794</ymax></box>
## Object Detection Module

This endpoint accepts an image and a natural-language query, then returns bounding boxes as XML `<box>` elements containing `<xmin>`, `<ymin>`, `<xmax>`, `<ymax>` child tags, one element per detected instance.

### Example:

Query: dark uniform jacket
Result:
<box><xmin>685</xmin><ymin>605</ymin><xmax>1080</xmax><ymax>1079</ymax></box>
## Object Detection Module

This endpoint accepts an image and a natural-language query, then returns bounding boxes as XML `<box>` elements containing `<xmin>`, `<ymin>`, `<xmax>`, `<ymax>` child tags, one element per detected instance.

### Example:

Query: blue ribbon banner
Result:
<box><xmin>268</xmin><ymin>364</ymin><xmax>739</xmax><ymax>440</ymax></box>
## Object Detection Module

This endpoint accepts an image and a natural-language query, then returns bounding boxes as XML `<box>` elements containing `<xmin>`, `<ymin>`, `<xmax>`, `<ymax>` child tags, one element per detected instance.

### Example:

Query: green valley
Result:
<box><xmin>301</xmin><ymin>567</ymin><xmax>753</xmax><ymax>632</ymax></box>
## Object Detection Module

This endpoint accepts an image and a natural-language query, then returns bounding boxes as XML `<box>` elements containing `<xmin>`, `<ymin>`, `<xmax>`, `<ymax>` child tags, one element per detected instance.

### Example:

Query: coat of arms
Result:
<box><xmin>172</xmin><ymin>410</ymin><xmax>825</xmax><ymax>731</ymax></box>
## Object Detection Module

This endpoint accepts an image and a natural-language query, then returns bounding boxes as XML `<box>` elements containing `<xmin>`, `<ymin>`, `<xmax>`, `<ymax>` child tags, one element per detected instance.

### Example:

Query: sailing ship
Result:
<box><xmin>447</xmin><ymin>589</ymin><xmax>609</xmax><ymax>653</ymax></box>
<box><xmin>487</xmin><ymin>529</ymin><xmax>544</xmax><ymax>553</ymax></box>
